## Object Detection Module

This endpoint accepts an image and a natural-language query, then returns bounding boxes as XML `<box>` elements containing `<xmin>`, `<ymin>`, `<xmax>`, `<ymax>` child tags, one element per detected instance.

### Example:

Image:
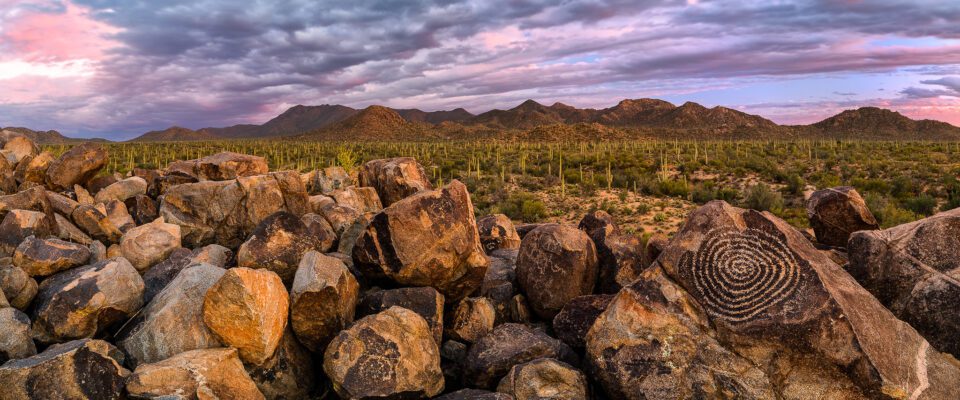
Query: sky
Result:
<box><xmin>0</xmin><ymin>0</ymin><xmax>959</xmax><ymax>140</ymax></box>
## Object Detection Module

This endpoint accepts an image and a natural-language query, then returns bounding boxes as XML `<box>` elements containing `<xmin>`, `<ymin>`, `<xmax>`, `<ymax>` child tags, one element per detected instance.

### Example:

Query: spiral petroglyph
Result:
<box><xmin>680</xmin><ymin>228</ymin><xmax>803</xmax><ymax>323</ymax></box>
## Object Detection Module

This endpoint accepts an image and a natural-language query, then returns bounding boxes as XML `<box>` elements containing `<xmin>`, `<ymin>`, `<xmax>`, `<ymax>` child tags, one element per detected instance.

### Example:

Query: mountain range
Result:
<box><xmin>7</xmin><ymin>99</ymin><xmax>960</xmax><ymax>143</ymax></box>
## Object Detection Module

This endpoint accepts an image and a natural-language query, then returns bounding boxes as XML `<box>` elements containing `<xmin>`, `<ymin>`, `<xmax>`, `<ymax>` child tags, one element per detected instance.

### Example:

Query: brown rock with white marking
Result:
<box><xmin>358</xmin><ymin>157</ymin><xmax>433</xmax><ymax>206</ymax></box>
<box><xmin>237</xmin><ymin>211</ymin><xmax>324</xmax><ymax>283</ymax></box>
<box><xmin>477</xmin><ymin>214</ymin><xmax>522</xmax><ymax>253</ymax></box>
<box><xmin>448</xmin><ymin>297</ymin><xmax>496</xmax><ymax>343</ymax></box>
<box><xmin>45</xmin><ymin>142</ymin><xmax>109</xmax><ymax>191</ymax></box>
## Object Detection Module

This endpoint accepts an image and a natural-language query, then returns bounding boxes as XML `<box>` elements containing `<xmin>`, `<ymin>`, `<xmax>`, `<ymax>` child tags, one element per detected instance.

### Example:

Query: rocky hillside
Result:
<box><xmin>1</xmin><ymin>127</ymin><xmax>108</xmax><ymax>144</ymax></box>
<box><xmin>131</xmin><ymin>126</ymin><xmax>220</xmax><ymax>142</ymax></box>
<box><xmin>1</xmin><ymin>131</ymin><xmax>959</xmax><ymax>398</ymax></box>
<box><xmin>301</xmin><ymin>105</ymin><xmax>439</xmax><ymax>141</ymax></box>
<box><xmin>804</xmin><ymin>106</ymin><xmax>960</xmax><ymax>139</ymax></box>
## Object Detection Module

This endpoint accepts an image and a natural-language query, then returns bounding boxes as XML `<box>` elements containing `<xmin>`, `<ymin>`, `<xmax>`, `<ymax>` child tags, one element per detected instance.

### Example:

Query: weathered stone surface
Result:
<box><xmin>324</xmin><ymin>306</ymin><xmax>445</xmax><ymax>399</ymax></box>
<box><xmin>71</xmin><ymin>201</ymin><xmax>134</xmax><ymax>243</ymax></box>
<box><xmin>126</xmin><ymin>347</ymin><xmax>265</xmax><ymax>400</ymax></box>
<box><xmin>305</xmin><ymin>166</ymin><xmax>352</xmax><ymax>194</ymax></box>
<box><xmin>13</xmin><ymin>151</ymin><xmax>53</xmax><ymax>185</ymax></box>
<box><xmin>203</xmin><ymin>267</ymin><xmax>289</xmax><ymax>365</ymax></box>
<box><xmin>464</xmin><ymin>323</ymin><xmax>576</xmax><ymax>389</ymax></box>
<box><xmin>437</xmin><ymin>389</ymin><xmax>514</xmax><ymax>400</ymax></box>
<box><xmin>552</xmin><ymin>294</ymin><xmax>613</xmax><ymax>349</ymax></box>
<box><xmin>46</xmin><ymin>190</ymin><xmax>79</xmax><ymax>215</ymax></box>
<box><xmin>237</xmin><ymin>211</ymin><xmax>324</xmax><ymax>283</ymax></box>
<box><xmin>125</xmin><ymin>194</ymin><xmax>158</xmax><ymax>225</ymax></box>
<box><xmin>45</xmin><ymin>142</ymin><xmax>109</xmax><ymax>191</ymax></box>
<box><xmin>150</xmin><ymin>172</ymin><xmax>197</xmax><ymax>197</ymax></box>
<box><xmin>119</xmin><ymin>217</ymin><xmax>181</xmax><ymax>271</ymax></box>
<box><xmin>481</xmin><ymin>249</ymin><xmax>518</xmax><ymax>323</ymax></box>
<box><xmin>94</xmin><ymin>176</ymin><xmax>147</xmax><ymax>203</ymax></box>
<box><xmin>477</xmin><ymin>214</ymin><xmax>522</xmax><ymax>253</ymax></box>
<box><xmin>160</xmin><ymin>171</ymin><xmax>308</xmax><ymax>248</ymax></box>
<box><xmin>848</xmin><ymin>207</ymin><xmax>960</xmax><ymax>358</ymax></box>
<box><xmin>118</xmin><ymin>264</ymin><xmax>226</xmax><ymax>367</ymax></box>
<box><xmin>302</xmin><ymin>212</ymin><xmax>337</xmax><ymax>253</ymax></box>
<box><xmin>190</xmin><ymin>243</ymin><xmax>234</xmax><ymax>267</ymax></box>
<box><xmin>448</xmin><ymin>297</ymin><xmax>496</xmax><ymax>343</ymax></box>
<box><xmin>31</xmin><ymin>257</ymin><xmax>144</xmax><ymax>344</ymax></box>
<box><xmin>87</xmin><ymin>174</ymin><xmax>120</xmax><ymax>195</ymax></box>
<box><xmin>807</xmin><ymin>186</ymin><xmax>879</xmax><ymax>247</ymax></box>
<box><xmin>654</xmin><ymin>200</ymin><xmax>960</xmax><ymax>399</ymax></box>
<box><xmin>141</xmin><ymin>245</ymin><xmax>234</xmax><ymax>304</ymax></box>
<box><xmin>358</xmin><ymin>157</ymin><xmax>433</xmax><ymax>206</ymax></box>
<box><xmin>496</xmin><ymin>359</ymin><xmax>588</xmax><ymax>400</ymax></box>
<box><xmin>88</xmin><ymin>240</ymin><xmax>106</xmax><ymax>263</ymax></box>
<box><xmin>0</xmin><ymin>133</ymin><xmax>38</xmax><ymax>165</ymax></box>
<box><xmin>353</xmin><ymin>180</ymin><xmax>488</xmax><ymax>301</ymax></box>
<box><xmin>318</xmin><ymin>201</ymin><xmax>361</xmax><ymax>237</ymax></box>
<box><xmin>0</xmin><ymin>339</ymin><xmax>129</xmax><ymax>400</ymax></box>
<box><xmin>0</xmin><ymin>209</ymin><xmax>54</xmax><ymax>256</ymax></box>
<box><xmin>0</xmin><ymin>186</ymin><xmax>56</xmax><ymax>223</ymax></box>
<box><xmin>516</xmin><ymin>224</ymin><xmax>598</xmax><ymax>319</ymax></box>
<box><xmin>577</xmin><ymin>211</ymin><xmax>643</xmax><ymax>293</ymax></box>
<box><xmin>577</xmin><ymin>210</ymin><xmax>619</xmax><ymax>241</ymax></box>
<box><xmin>515</xmin><ymin>223</ymin><xmax>545</xmax><ymax>239</ymax></box>
<box><xmin>358</xmin><ymin>286</ymin><xmax>445</xmax><ymax>345</ymax></box>
<box><xmin>55</xmin><ymin>212</ymin><xmax>93</xmax><ymax>244</ymax></box>
<box><xmin>13</xmin><ymin>235</ymin><xmax>91</xmax><ymax>277</ymax></box>
<box><xmin>332</xmin><ymin>186</ymin><xmax>383</xmax><ymax>213</ymax></box>
<box><xmin>337</xmin><ymin>211</ymin><xmax>375</xmax><ymax>255</ymax></box>
<box><xmin>195</xmin><ymin>151</ymin><xmax>269</xmax><ymax>181</ymax></box>
<box><xmin>0</xmin><ymin>263</ymin><xmax>37</xmax><ymax>309</ymax></box>
<box><xmin>74</xmin><ymin>184</ymin><xmax>94</xmax><ymax>204</ymax></box>
<box><xmin>0</xmin><ymin>307</ymin><xmax>36</xmax><ymax>363</ymax></box>
<box><xmin>290</xmin><ymin>251</ymin><xmax>359</xmax><ymax>352</ymax></box>
<box><xmin>308</xmin><ymin>194</ymin><xmax>335</xmax><ymax>213</ymax></box>
<box><xmin>247</xmin><ymin>328</ymin><xmax>318</xmax><ymax>400</ymax></box>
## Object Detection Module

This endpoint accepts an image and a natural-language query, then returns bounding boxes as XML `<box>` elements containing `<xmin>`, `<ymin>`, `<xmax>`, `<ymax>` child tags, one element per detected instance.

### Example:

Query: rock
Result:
<box><xmin>481</xmin><ymin>249</ymin><xmax>518</xmax><ymax>323</ymax></box>
<box><xmin>552</xmin><ymin>294</ymin><xmax>614</xmax><ymax>349</ymax></box>
<box><xmin>289</xmin><ymin>251</ymin><xmax>359</xmax><ymax>352</ymax></box>
<box><xmin>577</xmin><ymin>210</ymin><xmax>619</xmax><ymax>241</ymax></box>
<box><xmin>31</xmin><ymin>257</ymin><xmax>144</xmax><ymax>344</ymax></box>
<box><xmin>596</xmin><ymin>234</ymin><xmax>645</xmax><ymax>294</ymax></box>
<box><xmin>125</xmin><ymin>194</ymin><xmax>158</xmax><ymax>225</ymax></box>
<box><xmin>118</xmin><ymin>263</ymin><xmax>226</xmax><ymax>367</ymax></box>
<box><xmin>86</xmin><ymin>174</ymin><xmax>120</xmax><ymax>195</ymax></box>
<box><xmin>318</xmin><ymin>202</ymin><xmax>361</xmax><ymax>237</ymax></box>
<box><xmin>71</xmin><ymin>201</ymin><xmax>134</xmax><ymax>243</ymax></box>
<box><xmin>653</xmin><ymin>200</ymin><xmax>960</xmax><ymax>399</ymax></box>
<box><xmin>477</xmin><ymin>214</ymin><xmax>522</xmax><ymax>253</ymax></box>
<box><xmin>13</xmin><ymin>151</ymin><xmax>53</xmax><ymax>185</ymax></box>
<box><xmin>644</xmin><ymin>234</ymin><xmax>668</xmax><ymax>267</ymax></box>
<box><xmin>437</xmin><ymin>389</ymin><xmax>514</xmax><ymax>400</ymax></box>
<box><xmin>301</xmin><ymin>212</ymin><xmax>337</xmax><ymax>253</ymax></box>
<box><xmin>440</xmin><ymin>339</ymin><xmax>470</xmax><ymax>388</ymax></box>
<box><xmin>195</xmin><ymin>151</ymin><xmax>269</xmax><ymax>181</ymax></box>
<box><xmin>94</xmin><ymin>176</ymin><xmax>147</xmax><ymax>203</ymax></box>
<box><xmin>337</xmin><ymin>210</ymin><xmax>375</xmax><ymax>255</ymax></box>
<box><xmin>0</xmin><ymin>339</ymin><xmax>129</xmax><ymax>400</ymax></box>
<box><xmin>353</xmin><ymin>180</ymin><xmax>488</xmax><ymax>301</ymax></box>
<box><xmin>308</xmin><ymin>194</ymin><xmax>335</xmax><ymax>213</ymax></box>
<box><xmin>74</xmin><ymin>184</ymin><xmax>94</xmax><ymax>204</ymax></box>
<box><xmin>119</xmin><ymin>217</ymin><xmax>181</xmax><ymax>272</ymax></box>
<box><xmin>45</xmin><ymin>142</ymin><xmax>109</xmax><ymax>191</ymax></box>
<box><xmin>0</xmin><ymin>307</ymin><xmax>36</xmax><ymax>363</ymax></box>
<box><xmin>306</xmin><ymin>166</ymin><xmax>352</xmax><ymax>194</ymax></box>
<box><xmin>160</xmin><ymin>171</ymin><xmax>308</xmax><ymax>248</ymax></box>
<box><xmin>508</xmin><ymin>295</ymin><xmax>532</xmax><ymax>323</ymax></box>
<box><xmin>496</xmin><ymin>359</ymin><xmax>588</xmax><ymax>400</ymax></box>
<box><xmin>358</xmin><ymin>287</ymin><xmax>445</xmax><ymax>345</ymax></box>
<box><xmin>46</xmin><ymin>190</ymin><xmax>79</xmax><ymax>216</ymax></box>
<box><xmin>0</xmin><ymin>263</ymin><xmax>37</xmax><ymax>309</ymax></box>
<box><xmin>142</xmin><ymin>247</ymin><xmax>193</xmax><ymax>303</ymax></box>
<box><xmin>324</xmin><ymin>306</ymin><xmax>444</xmax><ymax>399</ymax></box>
<box><xmin>332</xmin><ymin>186</ymin><xmax>383</xmax><ymax>213</ymax></box>
<box><xmin>0</xmin><ymin>134</ymin><xmax>38</xmax><ymax>164</ymax></box>
<box><xmin>848</xmin><ymin>207</ymin><xmax>960</xmax><ymax>358</ymax></box>
<box><xmin>806</xmin><ymin>186</ymin><xmax>879</xmax><ymax>247</ymax></box>
<box><xmin>190</xmin><ymin>243</ymin><xmax>234</xmax><ymax>267</ymax></box>
<box><xmin>464</xmin><ymin>323</ymin><xmax>576</xmax><ymax>389</ymax></box>
<box><xmin>246</xmin><ymin>328</ymin><xmax>318</xmax><ymax>400</ymax></box>
<box><xmin>88</xmin><ymin>240</ymin><xmax>106</xmax><ymax>263</ymax></box>
<box><xmin>54</xmin><ymin>212</ymin><xmax>92</xmax><ymax>244</ymax></box>
<box><xmin>13</xmin><ymin>235</ymin><xmax>91</xmax><ymax>277</ymax></box>
<box><xmin>0</xmin><ymin>186</ymin><xmax>57</xmax><ymax>224</ymax></box>
<box><xmin>125</xmin><ymin>347</ymin><xmax>264</xmax><ymax>399</ymax></box>
<box><xmin>203</xmin><ymin>267</ymin><xmax>289</xmax><ymax>365</ymax></box>
<box><xmin>448</xmin><ymin>297</ymin><xmax>496</xmax><ymax>343</ymax></box>
<box><xmin>150</xmin><ymin>173</ymin><xmax>197</xmax><ymax>197</ymax></box>
<box><xmin>516</xmin><ymin>224</ymin><xmax>598</xmax><ymax>319</ymax></box>
<box><xmin>0</xmin><ymin>210</ymin><xmax>55</xmax><ymax>257</ymax></box>
<box><xmin>237</xmin><ymin>211</ymin><xmax>324</xmax><ymax>283</ymax></box>
<box><xmin>514</xmin><ymin>223</ymin><xmax>544</xmax><ymax>239</ymax></box>
<box><xmin>358</xmin><ymin>157</ymin><xmax>433</xmax><ymax>206</ymax></box>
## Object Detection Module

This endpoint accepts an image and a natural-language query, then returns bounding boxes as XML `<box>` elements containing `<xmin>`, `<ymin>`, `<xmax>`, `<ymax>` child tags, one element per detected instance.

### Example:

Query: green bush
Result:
<box><xmin>903</xmin><ymin>194</ymin><xmax>937</xmax><ymax>216</ymax></box>
<box><xmin>496</xmin><ymin>191</ymin><xmax>547</xmax><ymax>222</ymax></box>
<box><xmin>743</xmin><ymin>183</ymin><xmax>783</xmax><ymax>213</ymax></box>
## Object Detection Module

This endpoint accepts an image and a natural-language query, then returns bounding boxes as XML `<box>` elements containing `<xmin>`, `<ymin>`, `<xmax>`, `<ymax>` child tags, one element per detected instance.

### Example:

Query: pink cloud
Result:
<box><xmin>2</xmin><ymin>1</ymin><xmax>119</xmax><ymax>62</ymax></box>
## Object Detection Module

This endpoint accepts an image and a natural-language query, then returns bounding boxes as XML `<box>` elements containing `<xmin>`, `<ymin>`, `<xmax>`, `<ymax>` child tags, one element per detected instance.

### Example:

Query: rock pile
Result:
<box><xmin>0</xmin><ymin>134</ymin><xmax>958</xmax><ymax>399</ymax></box>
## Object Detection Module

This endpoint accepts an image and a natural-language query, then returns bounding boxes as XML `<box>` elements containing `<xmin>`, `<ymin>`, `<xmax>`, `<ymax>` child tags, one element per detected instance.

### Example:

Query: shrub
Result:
<box><xmin>903</xmin><ymin>194</ymin><xmax>937</xmax><ymax>216</ymax></box>
<box><xmin>743</xmin><ymin>183</ymin><xmax>783</xmax><ymax>213</ymax></box>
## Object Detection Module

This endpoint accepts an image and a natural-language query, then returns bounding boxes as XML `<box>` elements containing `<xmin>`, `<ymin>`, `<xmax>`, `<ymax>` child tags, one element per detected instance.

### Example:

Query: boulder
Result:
<box><xmin>332</xmin><ymin>186</ymin><xmax>383</xmax><ymax>213</ymax></box>
<box><xmin>353</xmin><ymin>180</ymin><xmax>488</xmax><ymax>301</ymax></box>
<box><xmin>0</xmin><ymin>134</ymin><xmax>38</xmax><ymax>164</ymax></box>
<box><xmin>125</xmin><ymin>194</ymin><xmax>158</xmax><ymax>225</ymax></box>
<box><xmin>86</xmin><ymin>174</ymin><xmax>120</xmax><ymax>195</ymax></box>
<box><xmin>653</xmin><ymin>200</ymin><xmax>960</xmax><ymax>399</ymax></box>
<box><xmin>94</xmin><ymin>176</ymin><xmax>147</xmax><ymax>203</ymax></box>
<box><xmin>31</xmin><ymin>257</ymin><xmax>144</xmax><ymax>344</ymax></box>
<box><xmin>596</xmin><ymin>234</ymin><xmax>645</xmax><ymax>294</ymax></box>
<box><xmin>119</xmin><ymin>217</ymin><xmax>181</xmax><ymax>272</ymax></box>
<box><xmin>71</xmin><ymin>201</ymin><xmax>134</xmax><ymax>243</ymax></box>
<box><xmin>160</xmin><ymin>171</ymin><xmax>308</xmax><ymax>248</ymax></box>
<box><xmin>301</xmin><ymin>213</ymin><xmax>337</xmax><ymax>252</ymax></box>
<box><xmin>0</xmin><ymin>307</ymin><xmax>36</xmax><ymax>363</ymax></box>
<box><xmin>577</xmin><ymin>210</ymin><xmax>619</xmax><ymax>241</ymax></box>
<box><xmin>0</xmin><ymin>263</ymin><xmax>37</xmax><ymax>309</ymax></box>
<box><xmin>464</xmin><ymin>323</ymin><xmax>576</xmax><ymax>389</ymax></box>
<box><xmin>318</xmin><ymin>202</ymin><xmax>361</xmax><ymax>237</ymax></box>
<box><xmin>848</xmin><ymin>207</ymin><xmax>960</xmax><ymax>358</ymax></box>
<box><xmin>358</xmin><ymin>286</ymin><xmax>445</xmax><ymax>345</ymax></box>
<box><xmin>308</xmin><ymin>194</ymin><xmax>335</xmax><ymax>213</ymax></box>
<box><xmin>118</xmin><ymin>263</ymin><xmax>226</xmax><ymax>367</ymax></box>
<box><xmin>125</xmin><ymin>347</ymin><xmax>264</xmax><ymax>399</ymax></box>
<box><xmin>13</xmin><ymin>235</ymin><xmax>91</xmax><ymax>277</ymax></box>
<box><xmin>448</xmin><ymin>297</ymin><xmax>496</xmax><ymax>343</ymax></box>
<box><xmin>150</xmin><ymin>173</ymin><xmax>197</xmax><ymax>197</ymax></box>
<box><xmin>516</xmin><ymin>224</ymin><xmax>598</xmax><ymax>319</ymax></box>
<box><xmin>552</xmin><ymin>294</ymin><xmax>614</xmax><ymax>349</ymax></box>
<box><xmin>190</xmin><ymin>243</ymin><xmax>234</xmax><ymax>267</ymax></box>
<box><xmin>324</xmin><ymin>306</ymin><xmax>444</xmax><ymax>399</ymax></box>
<box><xmin>358</xmin><ymin>157</ymin><xmax>433</xmax><ymax>206</ymax></box>
<box><xmin>289</xmin><ymin>251</ymin><xmax>359</xmax><ymax>352</ymax></box>
<box><xmin>44</xmin><ymin>142</ymin><xmax>109</xmax><ymax>191</ymax></box>
<box><xmin>306</xmin><ymin>166</ymin><xmax>352</xmax><ymax>194</ymax></box>
<box><xmin>337</xmin><ymin>210</ymin><xmax>375</xmax><ymax>255</ymax></box>
<box><xmin>496</xmin><ymin>359</ymin><xmax>588</xmax><ymax>400</ymax></box>
<box><xmin>237</xmin><ymin>211</ymin><xmax>324</xmax><ymax>283</ymax></box>
<box><xmin>0</xmin><ymin>186</ymin><xmax>57</xmax><ymax>223</ymax></box>
<box><xmin>141</xmin><ymin>245</ymin><xmax>233</xmax><ymax>304</ymax></box>
<box><xmin>0</xmin><ymin>339</ymin><xmax>129</xmax><ymax>400</ymax></box>
<box><xmin>88</xmin><ymin>240</ymin><xmax>107</xmax><ymax>263</ymax></box>
<box><xmin>194</xmin><ymin>151</ymin><xmax>269</xmax><ymax>180</ymax></box>
<box><xmin>46</xmin><ymin>190</ymin><xmax>79</xmax><ymax>216</ymax></box>
<box><xmin>246</xmin><ymin>328</ymin><xmax>318</xmax><ymax>400</ymax></box>
<box><xmin>54</xmin><ymin>213</ymin><xmax>93</xmax><ymax>244</ymax></box>
<box><xmin>13</xmin><ymin>151</ymin><xmax>53</xmax><ymax>185</ymax></box>
<box><xmin>481</xmin><ymin>249</ymin><xmax>518</xmax><ymax>323</ymax></box>
<box><xmin>437</xmin><ymin>389</ymin><xmax>514</xmax><ymax>400</ymax></box>
<box><xmin>477</xmin><ymin>214</ymin><xmax>522</xmax><ymax>253</ymax></box>
<box><xmin>806</xmin><ymin>186</ymin><xmax>879</xmax><ymax>247</ymax></box>
<box><xmin>0</xmin><ymin>209</ymin><xmax>54</xmax><ymax>256</ymax></box>
<box><xmin>514</xmin><ymin>223</ymin><xmax>545</xmax><ymax>239</ymax></box>
<box><xmin>203</xmin><ymin>267</ymin><xmax>289</xmax><ymax>365</ymax></box>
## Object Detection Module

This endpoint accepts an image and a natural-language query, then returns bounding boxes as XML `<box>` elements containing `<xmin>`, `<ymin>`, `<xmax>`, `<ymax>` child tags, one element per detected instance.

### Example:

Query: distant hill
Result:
<box><xmin>0</xmin><ymin>127</ymin><xmax>108</xmax><ymax>144</ymax></box>
<box><xmin>803</xmin><ymin>107</ymin><xmax>960</xmax><ymax>139</ymax></box>
<box><xmin>131</xmin><ymin>126</ymin><xmax>220</xmax><ymax>142</ymax></box>
<box><xmin>395</xmin><ymin>108</ymin><xmax>474</xmax><ymax>124</ymax></box>
<box><xmin>302</xmin><ymin>105</ymin><xmax>438</xmax><ymax>141</ymax></box>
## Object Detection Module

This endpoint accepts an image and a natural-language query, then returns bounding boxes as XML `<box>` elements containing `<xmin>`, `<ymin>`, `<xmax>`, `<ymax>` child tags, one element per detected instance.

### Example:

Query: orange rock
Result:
<box><xmin>203</xmin><ymin>267</ymin><xmax>289</xmax><ymax>365</ymax></box>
